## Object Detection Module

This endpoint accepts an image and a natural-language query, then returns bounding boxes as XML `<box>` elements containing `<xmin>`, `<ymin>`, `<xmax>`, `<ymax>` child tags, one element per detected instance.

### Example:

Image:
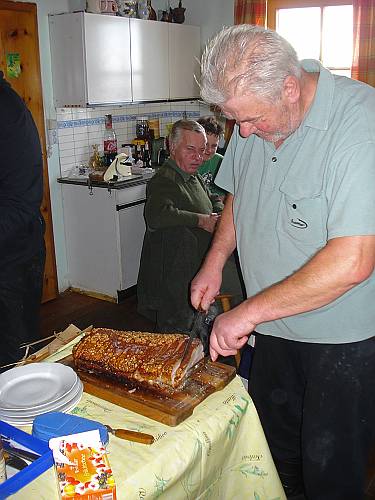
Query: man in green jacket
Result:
<box><xmin>137</xmin><ymin>119</ymin><xmax>223</xmax><ymax>333</ymax></box>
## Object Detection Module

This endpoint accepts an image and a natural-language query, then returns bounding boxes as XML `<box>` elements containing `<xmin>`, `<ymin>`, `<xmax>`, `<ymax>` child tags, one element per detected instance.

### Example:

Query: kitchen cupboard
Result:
<box><xmin>49</xmin><ymin>13</ymin><xmax>132</xmax><ymax>106</ymax></box>
<box><xmin>60</xmin><ymin>181</ymin><xmax>146</xmax><ymax>301</ymax></box>
<box><xmin>169</xmin><ymin>23</ymin><xmax>201</xmax><ymax>100</ymax></box>
<box><xmin>130</xmin><ymin>18</ymin><xmax>169</xmax><ymax>101</ymax></box>
<box><xmin>49</xmin><ymin>12</ymin><xmax>201</xmax><ymax>106</ymax></box>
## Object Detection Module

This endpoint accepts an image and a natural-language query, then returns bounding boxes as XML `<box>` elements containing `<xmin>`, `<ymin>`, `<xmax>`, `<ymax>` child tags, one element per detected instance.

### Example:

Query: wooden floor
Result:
<box><xmin>39</xmin><ymin>289</ymin><xmax>375</xmax><ymax>498</ymax></box>
<box><xmin>40</xmin><ymin>289</ymin><xmax>155</xmax><ymax>339</ymax></box>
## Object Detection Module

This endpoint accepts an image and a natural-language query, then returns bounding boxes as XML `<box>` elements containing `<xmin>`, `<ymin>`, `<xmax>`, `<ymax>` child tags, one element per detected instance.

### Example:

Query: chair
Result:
<box><xmin>216</xmin><ymin>294</ymin><xmax>241</xmax><ymax>367</ymax></box>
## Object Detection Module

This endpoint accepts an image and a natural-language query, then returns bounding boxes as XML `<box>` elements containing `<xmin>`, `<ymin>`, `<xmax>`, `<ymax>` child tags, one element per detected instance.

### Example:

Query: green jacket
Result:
<box><xmin>145</xmin><ymin>158</ymin><xmax>223</xmax><ymax>230</ymax></box>
<box><xmin>137</xmin><ymin>159</ymin><xmax>224</xmax><ymax>332</ymax></box>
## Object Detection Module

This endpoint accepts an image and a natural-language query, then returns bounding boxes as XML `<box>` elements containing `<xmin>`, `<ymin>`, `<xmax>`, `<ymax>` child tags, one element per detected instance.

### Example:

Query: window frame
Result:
<box><xmin>267</xmin><ymin>0</ymin><xmax>353</xmax><ymax>74</ymax></box>
<box><xmin>267</xmin><ymin>0</ymin><xmax>352</xmax><ymax>30</ymax></box>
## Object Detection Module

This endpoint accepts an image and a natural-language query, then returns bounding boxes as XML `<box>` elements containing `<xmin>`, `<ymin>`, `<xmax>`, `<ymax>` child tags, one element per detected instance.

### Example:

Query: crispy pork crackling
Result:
<box><xmin>72</xmin><ymin>328</ymin><xmax>204</xmax><ymax>389</ymax></box>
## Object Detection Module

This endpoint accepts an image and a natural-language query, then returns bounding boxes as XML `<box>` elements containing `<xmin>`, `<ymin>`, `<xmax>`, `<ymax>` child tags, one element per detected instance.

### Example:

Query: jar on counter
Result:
<box><xmin>148</xmin><ymin>118</ymin><xmax>160</xmax><ymax>139</ymax></box>
<box><xmin>136</xmin><ymin>116</ymin><xmax>149</xmax><ymax>139</ymax></box>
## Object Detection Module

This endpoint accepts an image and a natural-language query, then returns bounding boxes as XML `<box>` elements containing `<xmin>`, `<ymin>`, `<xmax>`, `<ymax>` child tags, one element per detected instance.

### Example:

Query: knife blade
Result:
<box><xmin>180</xmin><ymin>308</ymin><xmax>206</xmax><ymax>366</ymax></box>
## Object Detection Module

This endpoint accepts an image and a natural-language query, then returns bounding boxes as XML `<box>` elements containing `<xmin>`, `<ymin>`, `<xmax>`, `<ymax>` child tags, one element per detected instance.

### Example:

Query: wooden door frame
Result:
<box><xmin>0</xmin><ymin>0</ymin><xmax>58</xmax><ymax>302</ymax></box>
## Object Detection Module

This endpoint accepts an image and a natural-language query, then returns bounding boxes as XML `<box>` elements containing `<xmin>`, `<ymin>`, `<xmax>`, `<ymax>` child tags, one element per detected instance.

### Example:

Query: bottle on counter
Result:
<box><xmin>136</xmin><ymin>116</ymin><xmax>149</xmax><ymax>139</ymax></box>
<box><xmin>157</xmin><ymin>137</ymin><xmax>169</xmax><ymax>165</ymax></box>
<box><xmin>135</xmin><ymin>144</ymin><xmax>144</xmax><ymax>168</ymax></box>
<box><xmin>143</xmin><ymin>142</ymin><xmax>152</xmax><ymax>168</ymax></box>
<box><xmin>103</xmin><ymin>114</ymin><xmax>118</xmax><ymax>168</ymax></box>
<box><xmin>89</xmin><ymin>144</ymin><xmax>104</xmax><ymax>171</ymax></box>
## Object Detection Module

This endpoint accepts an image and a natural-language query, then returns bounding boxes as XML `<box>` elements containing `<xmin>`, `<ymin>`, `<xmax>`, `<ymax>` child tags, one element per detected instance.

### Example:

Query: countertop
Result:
<box><xmin>57</xmin><ymin>168</ymin><xmax>155</xmax><ymax>190</ymax></box>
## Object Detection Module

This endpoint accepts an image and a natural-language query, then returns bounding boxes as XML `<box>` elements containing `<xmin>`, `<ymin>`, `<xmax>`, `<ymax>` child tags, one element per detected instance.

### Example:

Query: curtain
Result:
<box><xmin>224</xmin><ymin>0</ymin><xmax>267</xmax><ymax>146</ymax></box>
<box><xmin>234</xmin><ymin>0</ymin><xmax>266</xmax><ymax>25</ymax></box>
<box><xmin>352</xmin><ymin>0</ymin><xmax>375</xmax><ymax>87</ymax></box>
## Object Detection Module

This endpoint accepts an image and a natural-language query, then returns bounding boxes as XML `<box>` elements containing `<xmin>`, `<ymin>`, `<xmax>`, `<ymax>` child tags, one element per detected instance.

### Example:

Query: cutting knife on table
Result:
<box><xmin>180</xmin><ymin>308</ymin><xmax>207</xmax><ymax>365</ymax></box>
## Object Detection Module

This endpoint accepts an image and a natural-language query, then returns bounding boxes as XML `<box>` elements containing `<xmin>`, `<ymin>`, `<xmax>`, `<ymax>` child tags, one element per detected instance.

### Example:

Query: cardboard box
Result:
<box><xmin>49</xmin><ymin>430</ymin><xmax>116</xmax><ymax>499</ymax></box>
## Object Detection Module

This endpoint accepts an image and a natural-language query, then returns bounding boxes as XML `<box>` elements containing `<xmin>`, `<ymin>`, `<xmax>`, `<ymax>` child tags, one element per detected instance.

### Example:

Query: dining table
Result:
<box><xmin>7</xmin><ymin>333</ymin><xmax>286</xmax><ymax>500</ymax></box>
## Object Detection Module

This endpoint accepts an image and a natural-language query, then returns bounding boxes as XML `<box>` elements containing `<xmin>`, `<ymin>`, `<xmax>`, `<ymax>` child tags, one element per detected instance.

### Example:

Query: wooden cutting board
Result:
<box><xmin>59</xmin><ymin>356</ymin><xmax>236</xmax><ymax>426</ymax></box>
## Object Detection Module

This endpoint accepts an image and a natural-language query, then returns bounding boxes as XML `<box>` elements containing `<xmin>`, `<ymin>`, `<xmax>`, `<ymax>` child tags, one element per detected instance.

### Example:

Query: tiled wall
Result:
<box><xmin>56</xmin><ymin>100</ymin><xmax>212</xmax><ymax>177</ymax></box>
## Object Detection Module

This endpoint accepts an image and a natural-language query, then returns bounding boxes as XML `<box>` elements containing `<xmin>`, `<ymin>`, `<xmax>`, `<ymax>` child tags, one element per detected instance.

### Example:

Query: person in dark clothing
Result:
<box><xmin>137</xmin><ymin>119</ymin><xmax>223</xmax><ymax>334</ymax></box>
<box><xmin>0</xmin><ymin>71</ymin><xmax>46</xmax><ymax>370</ymax></box>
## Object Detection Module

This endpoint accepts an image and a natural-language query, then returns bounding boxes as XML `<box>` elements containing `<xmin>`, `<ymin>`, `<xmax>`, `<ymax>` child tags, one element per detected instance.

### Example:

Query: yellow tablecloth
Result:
<box><xmin>10</xmin><ymin>338</ymin><xmax>286</xmax><ymax>500</ymax></box>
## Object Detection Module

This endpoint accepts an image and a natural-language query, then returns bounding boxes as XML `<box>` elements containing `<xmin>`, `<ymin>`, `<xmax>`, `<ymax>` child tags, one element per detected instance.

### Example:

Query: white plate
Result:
<box><xmin>0</xmin><ymin>382</ymin><xmax>84</xmax><ymax>426</ymax></box>
<box><xmin>0</xmin><ymin>363</ymin><xmax>77</xmax><ymax>410</ymax></box>
<box><xmin>0</xmin><ymin>380</ymin><xmax>83</xmax><ymax>419</ymax></box>
<box><xmin>0</xmin><ymin>375</ymin><xmax>81</xmax><ymax>414</ymax></box>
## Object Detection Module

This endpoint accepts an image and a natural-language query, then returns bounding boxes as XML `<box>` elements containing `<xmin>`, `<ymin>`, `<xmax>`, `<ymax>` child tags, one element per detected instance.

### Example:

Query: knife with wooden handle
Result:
<box><xmin>105</xmin><ymin>425</ymin><xmax>154</xmax><ymax>445</ymax></box>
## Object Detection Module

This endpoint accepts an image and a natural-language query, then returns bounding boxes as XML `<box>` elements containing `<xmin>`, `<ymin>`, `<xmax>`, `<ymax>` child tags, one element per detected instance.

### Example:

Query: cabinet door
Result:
<box><xmin>130</xmin><ymin>18</ymin><xmax>169</xmax><ymax>101</ymax></box>
<box><xmin>49</xmin><ymin>13</ymin><xmax>88</xmax><ymax>107</ymax></box>
<box><xmin>169</xmin><ymin>24</ymin><xmax>201</xmax><ymax>99</ymax></box>
<box><xmin>85</xmin><ymin>14</ymin><xmax>132</xmax><ymax>104</ymax></box>
<box><xmin>62</xmin><ymin>185</ymin><xmax>120</xmax><ymax>299</ymax></box>
<box><xmin>118</xmin><ymin>200</ymin><xmax>146</xmax><ymax>290</ymax></box>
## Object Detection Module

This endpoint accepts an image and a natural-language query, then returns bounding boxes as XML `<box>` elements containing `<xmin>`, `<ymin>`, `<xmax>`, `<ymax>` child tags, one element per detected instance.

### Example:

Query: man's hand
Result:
<box><xmin>191</xmin><ymin>265</ymin><xmax>222</xmax><ymax>312</ymax></box>
<box><xmin>209</xmin><ymin>303</ymin><xmax>255</xmax><ymax>361</ymax></box>
<box><xmin>197</xmin><ymin>213</ymin><xmax>220</xmax><ymax>233</ymax></box>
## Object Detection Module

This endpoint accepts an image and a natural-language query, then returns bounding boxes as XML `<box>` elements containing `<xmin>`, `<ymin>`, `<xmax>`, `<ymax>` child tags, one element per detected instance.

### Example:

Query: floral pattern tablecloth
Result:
<box><xmin>10</xmin><ymin>337</ymin><xmax>286</xmax><ymax>500</ymax></box>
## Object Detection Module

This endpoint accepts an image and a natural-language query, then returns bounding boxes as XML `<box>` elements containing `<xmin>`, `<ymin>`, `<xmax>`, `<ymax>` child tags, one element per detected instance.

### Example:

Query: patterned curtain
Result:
<box><xmin>234</xmin><ymin>0</ymin><xmax>266</xmax><ymax>25</ymax></box>
<box><xmin>224</xmin><ymin>0</ymin><xmax>267</xmax><ymax>145</ymax></box>
<box><xmin>352</xmin><ymin>0</ymin><xmax>375</xmax><ymax>87</ymax></box>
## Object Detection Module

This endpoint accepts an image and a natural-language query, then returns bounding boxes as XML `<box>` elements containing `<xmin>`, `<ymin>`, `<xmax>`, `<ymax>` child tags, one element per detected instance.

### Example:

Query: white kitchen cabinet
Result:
<box><xmin>49</xmin><ymin>13</ymin><xmax>132</xmax><ymax>106</ymax></box>
<box><xmin>130</xmin><ymin>18</ymin><xmax>170</xmax><ymax>101</ymax></box>
<box><xmin>60</xmin><ymin>182</ymin><xmax>146</xmax><ymax>301</ymax></box>
<box><xmin>169</xmin><ymin>24</ymin><xmax>201</xmax><ymax>99</ymax></box>
<box><xmin>49</xmin><ymin>13</ymin><xmax>201</xmax><ymax>105</ymax></box>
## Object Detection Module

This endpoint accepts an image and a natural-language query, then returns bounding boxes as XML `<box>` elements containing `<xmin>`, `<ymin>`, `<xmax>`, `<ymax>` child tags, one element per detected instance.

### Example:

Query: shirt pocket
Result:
<box><xmin>277</xmin><ymin>177</ymin><xmax>327</xmax><ymax>248</ymax></box>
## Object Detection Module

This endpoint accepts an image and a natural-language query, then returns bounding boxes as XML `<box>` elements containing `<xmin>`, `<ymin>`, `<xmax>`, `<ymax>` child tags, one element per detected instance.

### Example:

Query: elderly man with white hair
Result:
<box><xmin>191</xmin><ymin>24</ymin><xmax>375</xmax><ymax>499</ymax></box>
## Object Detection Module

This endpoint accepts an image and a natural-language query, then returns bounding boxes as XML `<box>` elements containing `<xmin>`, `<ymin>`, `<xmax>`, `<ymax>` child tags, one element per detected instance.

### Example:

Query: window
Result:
<box><xmin>267</xmin><ymin>0</ymin><xmax>353</xmax><ymax>77</ymax></box>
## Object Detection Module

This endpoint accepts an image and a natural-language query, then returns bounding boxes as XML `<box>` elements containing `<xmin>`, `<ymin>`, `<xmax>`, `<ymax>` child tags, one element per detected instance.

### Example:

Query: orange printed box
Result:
<box><xmin>49</xmin><ymin>430</ymin><xmax>116</xmax><ymax>499</ymax></box>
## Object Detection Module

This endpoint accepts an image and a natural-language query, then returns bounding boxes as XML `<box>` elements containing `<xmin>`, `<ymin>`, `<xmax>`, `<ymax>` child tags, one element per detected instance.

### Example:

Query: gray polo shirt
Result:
<box><xmin>216</xmin><ymin>60</ymin><xmax>375</xmax><ymax>343</ymax></box>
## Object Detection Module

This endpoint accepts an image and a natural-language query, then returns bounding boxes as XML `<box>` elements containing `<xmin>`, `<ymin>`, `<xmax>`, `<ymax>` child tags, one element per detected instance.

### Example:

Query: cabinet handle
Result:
<box><xmin>116</xmin><ymin>199</ymin><xmax>146</xmax><ymax>211</ymax></box>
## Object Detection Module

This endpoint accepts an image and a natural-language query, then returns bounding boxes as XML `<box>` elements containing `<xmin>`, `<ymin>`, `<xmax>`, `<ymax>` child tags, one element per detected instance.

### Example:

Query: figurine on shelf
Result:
<box><xmin>147</xmin><ymin>0</ymin><xmax>157</xmax><ymax>20</ymax></box>
<box><xmin>137</xmin><ymin>0</ymin><xmax>149</xmax><ymax>19</ymax></box>
<box><xmin>167</xmin><ymin>6</ymin><xmax>173</xmax><ymax>22</ymax></box>
<box><xmin>116</xmin><ymin>0</ymin><xmax>137</xmax><ymax>17</ymax></box>
<box><xmin>172</xmin><ymin>0</ymin><xmax>185</xmax><ymax>23</ymax></box>
<box><xmin>160</xmin><ymin>10</ymin><xmax>168</xmax><ymax>21</ymax></box>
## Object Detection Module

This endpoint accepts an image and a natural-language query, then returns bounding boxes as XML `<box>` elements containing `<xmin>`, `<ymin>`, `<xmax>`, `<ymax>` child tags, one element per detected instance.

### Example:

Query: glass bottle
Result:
<box><xmin>103</xmin><ymin>114</ymin><xmax>118</xmax><ymax>167</ymax></box>
<box><xmin>143</xmin><ymin>142</ymin><xmax>152</xmax><ymax>168</ymax></box>
<box><xmin>135</xmin><ymin>144</ymin><xmax>144</xmax><ymax>167</ymax></box>
<box><xmin>89</xmin><ymin>144</ymin><xmax>104</xmax><ymax>171</ymax></box>
<box><xmin>136</xmin><ymin>116</ymin><xmax>149</xmax><ymax>139</ymax></box>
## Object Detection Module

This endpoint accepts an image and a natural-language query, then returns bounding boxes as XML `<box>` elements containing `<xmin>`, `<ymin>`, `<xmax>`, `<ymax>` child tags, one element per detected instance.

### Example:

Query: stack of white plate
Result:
<box><xmin>0</xmin><ymin>363</ymin><xmax>83</xmax><ymax>425</ymax></box>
